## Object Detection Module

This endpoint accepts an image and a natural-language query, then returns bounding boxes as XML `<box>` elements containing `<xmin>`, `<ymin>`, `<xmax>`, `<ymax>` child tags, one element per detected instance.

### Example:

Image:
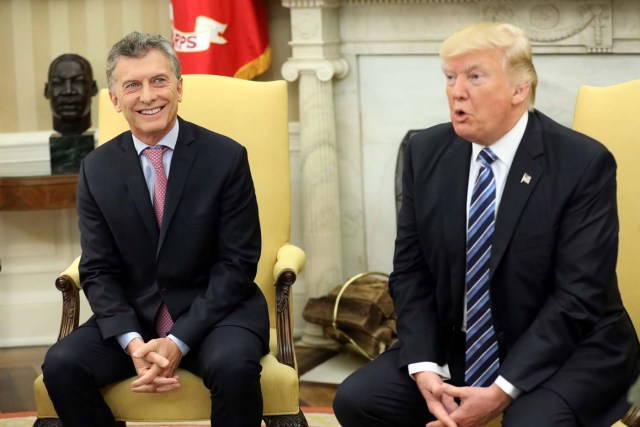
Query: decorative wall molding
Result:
<box><xmin>336</xmin><ymin>0</ymin><xmax>636</xmax><ymax>55</ymax></box>
<box><xmin>343</xmin><ymin>0</ymin><xmax>477</xmax><ymax>4</ymax></box>
<box><xmin>483</xmin><ymin>1</ymin><xmax>613</xmax><ymax>53</ymax></box>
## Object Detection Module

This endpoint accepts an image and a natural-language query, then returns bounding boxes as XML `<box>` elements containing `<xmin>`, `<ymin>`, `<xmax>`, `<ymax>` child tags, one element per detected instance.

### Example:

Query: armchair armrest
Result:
<box><xmin>273</xmin><ymin>244</ymin><xmax>306</xmax><ymax>369</ymax></box>
<box><xmin>621</xmin><ymin>405</ymin><xmax>640</xmax><ymax>427</ymax></box>
<box><xmin>273</xmin><ymin>243</ymin><xmax>306</xmax><ymax>280</ymax></box>
<box><xmin>56</xmin><ymin>256</ymin><xmax>81</xmax><ymax>342</ymax></box>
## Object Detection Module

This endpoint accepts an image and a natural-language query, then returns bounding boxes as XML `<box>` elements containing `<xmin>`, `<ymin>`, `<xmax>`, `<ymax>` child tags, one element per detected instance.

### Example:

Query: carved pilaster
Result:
<box><xmin>282</xmin><ymin>58</ymin><xmax>349</xmax><ymax>82</ymax></box>
<box><xmin>282</xmin><ymin>0</ymin><xmax>347</xmax><ymax>348</ymax></box>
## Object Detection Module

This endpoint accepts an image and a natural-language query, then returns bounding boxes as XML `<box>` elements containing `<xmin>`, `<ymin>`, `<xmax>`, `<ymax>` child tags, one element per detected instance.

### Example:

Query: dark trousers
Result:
<box><xmin>42</xmin><ymin>319</ymin><xmax>264</xmax><ymax>427</ymax></box>
<box><xmin>333</xmin><ymin>345</ymin><xmax>585</xmax><ymax>427</ymax></box>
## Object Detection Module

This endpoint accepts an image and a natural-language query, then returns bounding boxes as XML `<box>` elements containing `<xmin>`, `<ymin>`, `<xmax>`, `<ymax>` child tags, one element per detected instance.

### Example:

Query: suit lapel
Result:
<box><xmin>157</xmin><ymin>118</ymin><xmax>197</xmax><ymax>253</ymax></box>
<box><xmin>119</xmin><ymin>133</ymin><xmax>158</xmax><ymax>240</ymax></box>
<box><xmin>490</xmin><ymin>112</ymin><xmax>545</xmax><ymax>274</ymax></box>
<box><xmin>440</xmin><ymin>136</ymin><xmax>471</xmax><ymax>325</ymax></box>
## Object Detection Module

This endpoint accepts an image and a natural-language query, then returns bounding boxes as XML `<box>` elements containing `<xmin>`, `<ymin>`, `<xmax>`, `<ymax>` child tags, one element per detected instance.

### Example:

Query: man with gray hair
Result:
<box><xmin>42</xmin><ymin>31</ymin><xmax>269</xmax><ymax>427</ymax></box>
<box><xmin>334</xmin><ymin>22</ymin><xmax>639</xmax><ymax>427</ymax></box>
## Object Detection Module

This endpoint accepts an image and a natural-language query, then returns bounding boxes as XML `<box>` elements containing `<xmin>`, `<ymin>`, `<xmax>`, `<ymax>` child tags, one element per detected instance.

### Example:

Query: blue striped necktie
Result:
<box><xmin>465</xmin><ymin>147</ymin><xmax>500</xmax><ymax>387</ymax></box>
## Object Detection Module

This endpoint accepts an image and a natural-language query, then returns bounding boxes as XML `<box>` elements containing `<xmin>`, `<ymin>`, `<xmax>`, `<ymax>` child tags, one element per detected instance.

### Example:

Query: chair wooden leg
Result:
<box><xmin>263</xmin><ymin>410</ymin><xmax>309</xmax><ymax>427</ymax></box>
<box><xmin>623</xmin><ymin>405</ymin><xmax>640</xmax><ymax>427</ymax></box>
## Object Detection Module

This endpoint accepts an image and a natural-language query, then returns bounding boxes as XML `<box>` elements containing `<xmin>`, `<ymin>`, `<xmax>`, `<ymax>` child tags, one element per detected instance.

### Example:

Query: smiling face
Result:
<box><xmin>109</xmin><ymin>49</ymin><xmax>182</xmax><ymax>146</ymax></box>
<box><xmin>443</xmin><ymin>48</ymin><xmax>529</xmax><ymax>146</ymax></box>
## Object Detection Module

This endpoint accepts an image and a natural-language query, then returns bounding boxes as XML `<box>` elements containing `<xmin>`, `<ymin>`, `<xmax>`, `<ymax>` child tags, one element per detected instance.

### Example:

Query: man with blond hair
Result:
<box><xmin>334</xmin><ymin>22</ymin><xmax>639</xmax><ymax>427</ymax></box>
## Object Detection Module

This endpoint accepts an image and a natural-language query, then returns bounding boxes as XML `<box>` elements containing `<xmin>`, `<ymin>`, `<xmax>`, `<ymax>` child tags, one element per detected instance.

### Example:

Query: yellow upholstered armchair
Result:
<box><xmin>33</xmin><ymin>75</ymin><xmax>309</xmax><ymax>427</ymax></box>
<box><xmin>573</xmin><ymin>80</ymin><xmax>640</xmax><ymax>427</ymax></box>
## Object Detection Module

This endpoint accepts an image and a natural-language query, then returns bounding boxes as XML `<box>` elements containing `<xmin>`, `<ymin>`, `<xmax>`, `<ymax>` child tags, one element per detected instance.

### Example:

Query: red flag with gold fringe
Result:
<box><xmin>170</xmin><ymin>0</ymin><xmax>270</xmax><ymax>79</ymax></box>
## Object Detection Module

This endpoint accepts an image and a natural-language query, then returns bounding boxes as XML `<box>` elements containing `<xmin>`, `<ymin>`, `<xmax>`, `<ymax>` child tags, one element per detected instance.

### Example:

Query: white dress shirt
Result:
<box><xmin>408</xmin><ymin>112</ymin><xmax>529</xmax><ymax>399</ymax></box>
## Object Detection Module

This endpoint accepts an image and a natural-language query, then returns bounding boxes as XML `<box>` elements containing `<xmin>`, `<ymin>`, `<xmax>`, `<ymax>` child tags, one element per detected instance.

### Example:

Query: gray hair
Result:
<box><xmin>106</xmin><ymin>31</ymin><xmax>181</xmax><ymax>90</ymax></box>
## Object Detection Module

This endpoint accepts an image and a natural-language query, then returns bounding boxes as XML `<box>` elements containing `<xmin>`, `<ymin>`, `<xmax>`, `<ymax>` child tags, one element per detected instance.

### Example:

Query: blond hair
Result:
<box><xmin>440</xmin><ymin>22</ymin><xmax>538</xmax><ymax>110</ymax></box>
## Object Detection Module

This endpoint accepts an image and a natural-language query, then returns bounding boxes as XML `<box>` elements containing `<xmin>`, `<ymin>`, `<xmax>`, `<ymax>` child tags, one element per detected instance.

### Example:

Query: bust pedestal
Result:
<box><xmin>49</xmin><ymin>132</ymin><xmax>95</xmax><ymax>175</ymax></box>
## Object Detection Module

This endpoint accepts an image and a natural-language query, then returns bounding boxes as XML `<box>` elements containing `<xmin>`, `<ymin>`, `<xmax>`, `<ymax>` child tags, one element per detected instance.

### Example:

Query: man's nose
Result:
<box><xmin>450</xmin><ymin>77</ymin><xmax>469</xmax><ymax>100</ymax></box>
<box><xmin>139</xmin><ymin>83</ymin><xmax>157</xmax><ymax>103</ymax></box>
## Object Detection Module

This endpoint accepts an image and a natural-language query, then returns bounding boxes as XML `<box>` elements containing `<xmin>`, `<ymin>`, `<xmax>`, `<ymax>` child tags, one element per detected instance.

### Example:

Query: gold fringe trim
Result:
<box><xmin>234</xmin><ymin>46</ymin><xmax>272</xmax><ymax>80</ymax></box>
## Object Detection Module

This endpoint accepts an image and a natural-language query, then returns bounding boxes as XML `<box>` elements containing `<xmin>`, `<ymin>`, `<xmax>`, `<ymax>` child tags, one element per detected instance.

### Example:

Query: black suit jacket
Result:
<box><xmin>77</xmin><ymin>117</ymin><xmax>269</xmax><ymax>351</ymax></box>
<box><xmin>391</xmin><ymin>110</ymin><xmax>639</xmax><ymax>424</ymax></box>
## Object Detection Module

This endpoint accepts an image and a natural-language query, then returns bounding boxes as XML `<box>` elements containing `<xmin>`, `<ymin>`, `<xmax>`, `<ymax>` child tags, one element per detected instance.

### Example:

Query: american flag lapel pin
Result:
<box><xmin>521</xmin><ymin>173</ymin><xmax>532</xmax><ymax>184</ymax></box>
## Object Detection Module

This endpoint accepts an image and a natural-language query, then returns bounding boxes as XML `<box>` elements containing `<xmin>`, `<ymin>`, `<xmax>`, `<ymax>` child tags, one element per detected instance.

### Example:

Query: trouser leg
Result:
<box><xmin>333</xmin><ymin>348</ymin><xmax>434</xmax><ymax>427</ymax></box>
<box><xmin>42</xmin><ymin>320</ymin><xmax>135</xmax><ymax>427</ymax></box>
<box><xmin>182</xmin><ymin>325</ymin><xmax>265</xmax><ymax>427</ymax></box>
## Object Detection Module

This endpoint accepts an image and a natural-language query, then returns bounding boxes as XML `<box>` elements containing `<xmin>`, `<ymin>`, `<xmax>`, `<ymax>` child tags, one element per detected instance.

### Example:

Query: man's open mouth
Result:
<box><xmin>454</xmin><ymin>108</ymin><xmax>467</xmax><ymax>119</ymax></box>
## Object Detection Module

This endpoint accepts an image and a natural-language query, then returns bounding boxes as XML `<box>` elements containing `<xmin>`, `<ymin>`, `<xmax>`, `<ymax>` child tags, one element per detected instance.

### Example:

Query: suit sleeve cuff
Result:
<box><xmin>167</xmin><ymin>334</ymin><xmax>190</xmax><ymax>356</ymax></box>
<box><xmin>408</xmin><ymin>362</ymin><xmax>451</xmax><ymax>381</ymax></box>
<box><xmin>495</xmin><ymin>375</ymin><xmax>521</xmax><ymax>399</ymax></box>
<box><xmin>117</xmin><ymin>332</ymin><xmax>142</xmax><ymax>353</ymax></box>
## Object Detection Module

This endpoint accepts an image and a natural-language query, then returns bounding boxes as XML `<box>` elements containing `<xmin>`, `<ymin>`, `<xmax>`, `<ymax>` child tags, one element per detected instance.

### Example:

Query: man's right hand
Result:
<box><xmin>415</xmin><ymin>371</ymin><xmax>459</xmax><ymax>427</ymax></box>
<box><xmin>126</xmin><ymin>338</ymin><xmax>180</xmax><ymax>393</ymax></box>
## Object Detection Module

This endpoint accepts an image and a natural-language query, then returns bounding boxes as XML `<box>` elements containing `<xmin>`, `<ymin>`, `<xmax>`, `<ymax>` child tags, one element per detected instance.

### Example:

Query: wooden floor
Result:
<box><xmin>0</xmin><ymin>344</ymin><xmax>339</xmax><ymax>413</ymax></box>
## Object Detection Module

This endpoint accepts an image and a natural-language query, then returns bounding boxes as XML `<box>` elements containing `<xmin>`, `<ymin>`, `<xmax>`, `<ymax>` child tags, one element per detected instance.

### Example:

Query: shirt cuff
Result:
<box><xmin>117</xmin><ymin>332</ymin><xmax>142</xmax><ymax>353</ymax></box>
<box><xmin>494</xmin><ymin>375</ymin><xmax>521</xmax><ymax>399</ymax></box>
<box><xmin>408</xmin><ymin>362</ymin><xmax>451</xmax><ymax>381</ymax></box>
<box><xmin>167</xmin><ymin>334</ymin><xmax>190</xmax><ymax>356</ymax></box>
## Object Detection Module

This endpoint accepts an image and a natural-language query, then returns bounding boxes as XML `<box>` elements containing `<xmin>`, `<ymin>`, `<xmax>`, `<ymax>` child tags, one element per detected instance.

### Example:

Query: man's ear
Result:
<box><xmin>90</xmin><ymin>80</ymin><xmax>98</xmax><ymax>97</ymax></box>
<box><xmin>512</xmin><ymin>82</ymin><xmax>530</xmax><ymax>106</ymax></box>
<box><xmin>44</xmin><ymin>83</ymin><xmax>51</xmax><ymax>99</ymax></box>
<box><xmin>109</xmin><ymin>91</ymin><xmax>122</xmax><ymax>113</ymax></box>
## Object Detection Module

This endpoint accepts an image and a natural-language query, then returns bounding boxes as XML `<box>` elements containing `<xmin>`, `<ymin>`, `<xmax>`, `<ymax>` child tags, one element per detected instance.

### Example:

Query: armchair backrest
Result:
<box><xmin>572</xmin><ymin>80</ymin><xmax>640</xmax><ymax>333</ymax></box>
<box><xmin>97</xmin><ymin>74</ymin><xmax>290</xmax><ymax>328</ymax></box>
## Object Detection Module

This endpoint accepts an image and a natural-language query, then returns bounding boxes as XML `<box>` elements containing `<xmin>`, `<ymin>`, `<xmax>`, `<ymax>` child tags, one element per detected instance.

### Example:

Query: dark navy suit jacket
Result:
<box><xmin>77</xmin><ymin>117</ymin><xmax>269</xmax><ymax>351</ymax></box>
<box><xmin>391</xmin><ymin>110</ymin><xmax>639</xmax><ymax>425</ymax></box>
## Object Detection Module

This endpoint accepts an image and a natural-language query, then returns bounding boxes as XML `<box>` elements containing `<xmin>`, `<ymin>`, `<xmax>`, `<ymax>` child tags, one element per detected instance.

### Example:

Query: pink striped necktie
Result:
<box><xmin>143</xmin><ymin>146</ymin><xmax>174</xmax><ymax>337</ymax></box>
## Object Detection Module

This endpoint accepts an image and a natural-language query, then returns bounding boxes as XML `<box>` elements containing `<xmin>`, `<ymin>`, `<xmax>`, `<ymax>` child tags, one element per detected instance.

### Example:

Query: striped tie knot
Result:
<box><xmin>478</xmin><ymin>147</ymin><xmax>498</xmax><ymax>166</ymax></box>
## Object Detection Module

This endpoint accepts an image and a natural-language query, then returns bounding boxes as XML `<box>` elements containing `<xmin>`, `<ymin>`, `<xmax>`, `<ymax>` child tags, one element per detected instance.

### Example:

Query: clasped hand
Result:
<box><xmin>416</xmin><ymin>372</ymin><xmax>512</xmax><ymax>427</ymax></box>
<box><xmin>127</xmin><ymin>337</ymin><xmax>183</xmax><ymax>393</ymax></box>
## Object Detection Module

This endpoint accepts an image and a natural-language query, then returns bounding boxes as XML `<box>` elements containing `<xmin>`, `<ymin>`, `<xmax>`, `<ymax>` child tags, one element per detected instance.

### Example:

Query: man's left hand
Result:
<box><xmin>131</xmin><ymin>338</ymin><xmax>183</xmax><ymax>393</ymax></box>
<box><xmin>427</xmin><ymin>384</ymin><xmax>511</xmax><ymax>427</ymax></box>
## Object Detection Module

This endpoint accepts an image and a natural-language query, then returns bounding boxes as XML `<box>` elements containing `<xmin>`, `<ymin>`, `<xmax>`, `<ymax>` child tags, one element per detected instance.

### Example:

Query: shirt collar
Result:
<box><xmin>132</xmin><ymin>119</ymin><xmax>180</xmax><ymax>155</ymax></box>
<box><xmin>470</xmin><ymin>111</ymin><xmax>528</xmax><ymax>168</ymax></box>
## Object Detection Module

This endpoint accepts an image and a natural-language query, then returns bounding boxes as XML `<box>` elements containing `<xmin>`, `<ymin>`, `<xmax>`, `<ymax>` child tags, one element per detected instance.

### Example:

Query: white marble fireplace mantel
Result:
<box><xmin>283</xmin><ymin>0</ymin><xmax>640</xmax><ymax>285</ymax></box>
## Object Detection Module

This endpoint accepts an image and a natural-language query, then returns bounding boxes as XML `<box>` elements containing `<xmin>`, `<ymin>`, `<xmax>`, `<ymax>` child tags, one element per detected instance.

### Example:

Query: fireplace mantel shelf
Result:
<box><xmin>0</xmin><ymin>175</ymin><xmax>78</xmax><ymax>211</ymax></box>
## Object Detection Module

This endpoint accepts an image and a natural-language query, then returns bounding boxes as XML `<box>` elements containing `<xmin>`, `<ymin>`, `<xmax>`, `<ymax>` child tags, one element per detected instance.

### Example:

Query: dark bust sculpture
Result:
<box><xmin>44</xmin><ymin>54</ymin><xmax>98</xmax><ymax>135</ymax></box>
<box><xmin>44</xmin><ymin>54</ymin><xmax>98</xmax><ymax>174</ymax></box>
